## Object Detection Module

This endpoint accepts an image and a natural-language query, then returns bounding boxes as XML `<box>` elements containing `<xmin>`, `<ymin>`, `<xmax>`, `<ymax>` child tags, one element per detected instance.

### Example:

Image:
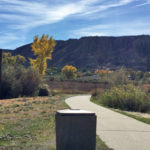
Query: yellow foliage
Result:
<box><xmin>30</xmin><ymin>34</ymin><xmax>56</xmax><ymax>75</ymax></box>
<box><xmin>2</xmin><ymin>53</ymin><xmax>26</xmax><ymax>65</ymax></box>
<box><xmin>62</xmin><ymin>65</ymin><xmax>77</xmax><ymax>79</ymax></box>
<box><xmin>16</xmin><ymin>55</ymin><xmax>26</xmax><ymax>64</ymax></box>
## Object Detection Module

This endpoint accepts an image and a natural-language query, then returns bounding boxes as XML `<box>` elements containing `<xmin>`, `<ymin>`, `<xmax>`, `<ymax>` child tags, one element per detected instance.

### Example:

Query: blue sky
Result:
<box><xmin>0</xmin><ymin>0</ymin><xmax>150</xmax><ymax>49</ymax></box>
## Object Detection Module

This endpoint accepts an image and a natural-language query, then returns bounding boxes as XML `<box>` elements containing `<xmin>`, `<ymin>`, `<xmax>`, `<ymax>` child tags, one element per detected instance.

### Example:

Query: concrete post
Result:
<box><xmin>55</xmin><ymin>109</ymin><xmax>96</xmax><ymax>150</ymax></box>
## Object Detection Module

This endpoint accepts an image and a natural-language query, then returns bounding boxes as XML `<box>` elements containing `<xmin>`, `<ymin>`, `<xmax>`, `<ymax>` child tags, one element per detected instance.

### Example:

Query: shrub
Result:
<box><xmin>95</xmin><ymin>69</ymin><xmax>113</xmax><ymax>77</ymax></box>
<box><xmin>0</xmin><ymin>65</ymin><xmax>41</xmax><ymax>99</ymax></box>
<box><xmin>38</xmin><ymin>84</ymin><xmax>49</xmax><ymax>96</ymax></box>
<box><xmin>110</xmin><ymin>68</ymin><xmax>130</xmax><ymax>85</ymax></box>
<box><xmin>93</xmin><ymin>84</ymin><xmax>150</xmax><ymax>112</ymax></box>
<box><xmin>61</xmin><ymin>65</ymin><xmax>77</xmax><ymax>79</ymax></box>
<box><xmin>0</xmin><ymin>79</ymin><xmax>12</xmax><ymax>99</ymax></box>
<box><xmin>94</xmin><ymin>68</ymin><xmax>130</xmax><ymax>85</ymax></box>
<box><xmin>0</xmin><ymin>65</ymin><xmax>19</xmax><ymax>99</ymax></box>
<box><xmin>51</xmin><ymin>90</ymin><xmax>56</xmax><ymax>96</ymax></box>
<box><xmin>84</xmin><ymin>71</ymin><xmax>92</xmax><ymax>76</ymax></box>
<box><xmin>21</xmin><ymin>69</ymin><xmax>41</xmax><ymax>96</ymax></box>
<box><xmin>2</xmin><ymin>53</ymin><xmax>26</xmax><ymax>65</ymax></box>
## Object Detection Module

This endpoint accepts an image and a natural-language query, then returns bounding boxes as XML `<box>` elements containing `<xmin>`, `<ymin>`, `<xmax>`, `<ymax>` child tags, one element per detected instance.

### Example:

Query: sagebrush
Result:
<box><xmin>92</xmin><ymin>84</ymin><xmax>150</xmax><ymax>112</ymax></box>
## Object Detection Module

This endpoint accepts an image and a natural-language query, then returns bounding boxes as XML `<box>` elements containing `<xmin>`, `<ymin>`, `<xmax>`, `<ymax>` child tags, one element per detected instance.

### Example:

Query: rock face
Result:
<box><xmin>4</xmin><ymin>35</ymin><xmax>150</xmax><ymax>71</ymax></box>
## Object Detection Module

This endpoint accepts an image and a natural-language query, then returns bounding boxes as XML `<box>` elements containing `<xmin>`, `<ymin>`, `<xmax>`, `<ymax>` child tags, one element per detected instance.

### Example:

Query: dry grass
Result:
<box><xmin>0</xmin><ymin>95</ymin><xmax>112</xmax><ymax>150</ymax></box>
<box><xmin>141</xmin><ymin>84</ymin><xmax>150</xmax><ymax>93</ymax></box>
<box><xmin>0</xmin><ymin>95</ymin><xmax>70</xmax><ymax>149</ymax></box>
<box><xmin>47</xmin><ymin>80</ymin><xmax>108</xmax><ymax>94</ymax></box>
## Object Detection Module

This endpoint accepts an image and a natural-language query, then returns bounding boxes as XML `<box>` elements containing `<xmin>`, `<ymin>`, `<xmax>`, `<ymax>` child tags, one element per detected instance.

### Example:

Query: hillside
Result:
<box><xmin>3</xmin><ymin>35</ymin><xmax>150</xmax><ymax>71</ymax></box>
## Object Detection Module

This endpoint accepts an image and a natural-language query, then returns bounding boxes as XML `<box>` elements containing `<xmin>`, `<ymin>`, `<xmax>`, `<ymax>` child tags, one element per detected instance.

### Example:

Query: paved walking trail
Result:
<box><xmin>65</xmin><ymin>95</ymin><xmax>150</xmax><ymax>150</ymax></box>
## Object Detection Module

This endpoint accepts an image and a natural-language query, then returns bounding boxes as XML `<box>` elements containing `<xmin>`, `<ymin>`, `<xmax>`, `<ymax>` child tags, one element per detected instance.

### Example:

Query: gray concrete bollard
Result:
<box><xmin>55</xmin><ymin>109</ymin><xmax>96</xmax><ymax>150</ymax></box>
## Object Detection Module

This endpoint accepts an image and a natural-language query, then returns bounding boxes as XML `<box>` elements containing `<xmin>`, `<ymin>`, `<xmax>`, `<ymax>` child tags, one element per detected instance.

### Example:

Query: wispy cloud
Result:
<box><xmin>72</xmin><ymin>21</ymin><xmax>150</xmax><ymax>37</ymax></box>
<box><xmin>0</xmin><ymin>33</ymin><xmax>18</xmax><ymax>42</ymax></box>
<box><xmin>80</xmin><ymin>0</ymin><xmax>136</xmax><ymax>15</ymax></box>
<box><xmin>0</xmin><ymin>0</ymin><xmax>135</xmax><ymax>29</ymax></box>
<box><xmin>0</xmin><ymin>0</ymin><xmax>96</xmax><ymax>29</ymax></box>
<box><xmin>0</xmin><ymin>0</ymin><xmax>144</xmax><ymax>48</ymax></box>
<box><xmin>0</xmin><ymin>32</ymin><xmax>19</xmax><ymax>49</ymax></box>
<box><xmin>135</xmin><ymin>0</ymin><xmax>150</xmax><ymax>7</ymax></box>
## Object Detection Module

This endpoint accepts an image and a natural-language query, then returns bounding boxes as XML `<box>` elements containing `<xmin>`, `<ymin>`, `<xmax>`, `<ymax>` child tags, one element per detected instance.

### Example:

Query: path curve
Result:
<box><xmin>66</xmin><ymin>95</ymin><xmax>150</xmax><ymax>150</ymax></box>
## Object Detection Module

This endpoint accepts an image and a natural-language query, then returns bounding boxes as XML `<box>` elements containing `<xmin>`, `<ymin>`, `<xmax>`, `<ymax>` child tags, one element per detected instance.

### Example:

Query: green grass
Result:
<box><xmin>114</xmin><ymin>109</ymin><xmax>150</xmax><ymax>125</ymax></box>
<box><xmin>0</xmin><ymin>95</ymin><xmax>112</xmax><ymax>150</ymax></box>
<box><xmin>0</xmin><ymin>95</ymin><xmax>69</xmax><ymax>149</ymax></box>
<box><xmin>91</xmin><ymin>95</ymin><xmax>150</xmax><ymax>126</ymax></box>
<box><xmin>96</xmin><ymin>136</ymin><xmax>113</xmax><ymax>150</ymax></box>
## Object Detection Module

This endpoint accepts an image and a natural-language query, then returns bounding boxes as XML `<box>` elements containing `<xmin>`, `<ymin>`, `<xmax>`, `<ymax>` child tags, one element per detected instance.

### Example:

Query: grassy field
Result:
<box><xmin>0</xmin><ymin>95</ymin><xmax>112</xmax><ymax>150</ymax></box>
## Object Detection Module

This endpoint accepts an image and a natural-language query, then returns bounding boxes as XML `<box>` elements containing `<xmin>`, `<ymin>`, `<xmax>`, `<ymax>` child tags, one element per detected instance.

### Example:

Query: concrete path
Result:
<box><xmin>65</xmin><ymin>95</ymin><xmax>150</xmax><ymax>150</ymax></box>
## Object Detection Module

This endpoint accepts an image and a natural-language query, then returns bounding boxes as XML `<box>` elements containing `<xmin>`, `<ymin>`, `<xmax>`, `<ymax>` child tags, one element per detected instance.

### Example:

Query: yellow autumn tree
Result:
<box><xmin>30</xmin><ymin>34</ymin><xmax>56</xmax><ymax>75</ymax></box>
<box><xmin>62</xmin><ymin>65</ymin><xmax>77</xmax><ymax>79</ymax></box>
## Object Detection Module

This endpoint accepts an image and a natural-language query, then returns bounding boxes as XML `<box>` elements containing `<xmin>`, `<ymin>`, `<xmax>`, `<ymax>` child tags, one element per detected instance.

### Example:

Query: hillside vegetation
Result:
<box><xmin>4</xmin><ymin>35</ymin><xmax>150</xmax><ymax>71</ymax></box>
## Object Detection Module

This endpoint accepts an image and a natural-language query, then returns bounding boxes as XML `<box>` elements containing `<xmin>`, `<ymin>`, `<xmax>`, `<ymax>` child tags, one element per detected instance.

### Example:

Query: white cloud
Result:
<box><xmin>0</xmin><ymin>0</ymin><xmax>139</xmax><ymax>48</ymax></box>
<box><xmin>135</xmin><ymin>1</ymin><xmax>150</xmax><ymax>7</ymax></box>
<box><xmin>133</xmin><ymin>0</ymin><xmax>150</xmax><ymax>7</ymax></box>
<box><xmin>76</xmin><ymin>31</ymin><xmax>107</xmax><ymax>37</ymax></box>
<box><xmin>0</xmin><ymin>33</ymin><xmax>19</xmax><ymax>47</ymax></box>
<box><xmin>72</xmin><ymin>21</ymin><xmax>150</xmax><ymax>37</ymax></box>
<box><xmin>0</xmin><ymin>0</ymin><xmax>136</xmax><ymax>29</ymax></box>
<box><xmin>79</xmin><ymin>0</ymin><xmax>135</xmax><ymax>15</ymax></box>
<box><xmin>0</xmin><ymin>33</ymin><xmax>18</xmax><ymax>41</ymax></box>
